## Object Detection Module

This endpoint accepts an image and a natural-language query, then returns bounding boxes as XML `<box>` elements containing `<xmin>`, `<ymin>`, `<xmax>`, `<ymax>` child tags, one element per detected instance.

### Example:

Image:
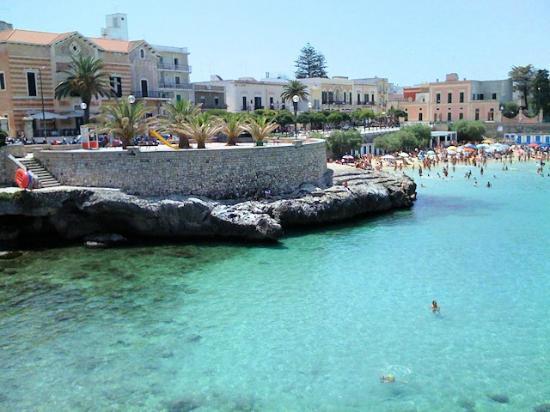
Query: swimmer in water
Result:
<box><xmin>487</xmin><ymin>181</ymin><xmax>491</xmax><ymax>188</ymax></box>
<box><xmin>431</xmin><ymin>300</ymin><xmax>440</xmax><ymax>313</ymax></box>
<box><xmin>380</xmin><ymin>374</ymin><xmax>396</xmax><ymax>383</ymax></box>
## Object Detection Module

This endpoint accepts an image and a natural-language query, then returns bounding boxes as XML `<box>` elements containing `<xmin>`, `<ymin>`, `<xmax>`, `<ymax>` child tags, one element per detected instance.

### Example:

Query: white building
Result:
<box><xmin>194</xmin><ymin>76</ymin><xmax>287</xmax><ymax>112</ymax></box>
<box><xmin>101</xmin><ymin>13</ymin><xmax>128</xmax><ymax>41</ymax></box>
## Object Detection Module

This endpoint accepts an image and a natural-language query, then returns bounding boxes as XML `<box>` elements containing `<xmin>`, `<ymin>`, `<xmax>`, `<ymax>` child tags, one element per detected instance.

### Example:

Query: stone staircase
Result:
<box><xmin>18</xmin><ymin>156</ymin><xmax>61</xmax><ymax>188</ymax></box>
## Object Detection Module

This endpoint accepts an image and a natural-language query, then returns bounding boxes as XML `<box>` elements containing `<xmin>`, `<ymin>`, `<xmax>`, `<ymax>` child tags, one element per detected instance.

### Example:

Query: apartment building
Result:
<box><xmin>389</xmin><ymin>73</ymin><xmax>515</xmax><ymax>123</ymax></box>
<box><xmin>0</xmin><ymin>14</ymin><xmax>191</xmax><ymax>137</ymax></box>
<box><xmin>194</xmin><ymin>76</ymin><xmax>286</xmax><ymax>112</ymax></box>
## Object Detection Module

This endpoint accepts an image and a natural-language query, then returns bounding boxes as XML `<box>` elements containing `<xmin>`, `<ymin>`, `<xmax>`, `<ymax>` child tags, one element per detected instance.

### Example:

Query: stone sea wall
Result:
<box><xmin>34</xmin><ymin>141</ymin><xmax>328</xmax><ymax>198</ymax></box>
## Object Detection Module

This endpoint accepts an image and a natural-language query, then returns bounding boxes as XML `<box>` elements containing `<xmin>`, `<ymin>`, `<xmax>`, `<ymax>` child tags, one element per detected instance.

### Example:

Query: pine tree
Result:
<box><xmin>295</xmin><ymin>43</ymin><xmax>328</xmax><ymax>79</ymax></box>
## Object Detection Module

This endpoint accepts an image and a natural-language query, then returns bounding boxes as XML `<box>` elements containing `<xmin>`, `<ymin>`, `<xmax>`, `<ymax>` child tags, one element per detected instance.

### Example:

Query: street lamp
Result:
<box><xmin>128</xmin><ymin>95</ymin><xmax>136</xmax><ymax>104</ymax></box>
<box><xmin>308</xmin><ymin>101</ymin><xmax>313</xmax><ymax>111</ymax></box>
<box><xmin>292</xmin><ymin>95</ymin><xmax>299</xmax><ymax>138</ymax></box>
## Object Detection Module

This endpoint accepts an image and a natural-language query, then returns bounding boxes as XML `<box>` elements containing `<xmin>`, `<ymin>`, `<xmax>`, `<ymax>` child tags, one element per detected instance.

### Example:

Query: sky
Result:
<box><xmin>2</xmin><ymin>0</ymin><xmax>549</xmax><ymax>87</ymax></box>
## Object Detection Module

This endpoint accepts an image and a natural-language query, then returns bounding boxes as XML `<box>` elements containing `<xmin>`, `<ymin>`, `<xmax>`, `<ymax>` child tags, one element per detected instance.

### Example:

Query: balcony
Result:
<box><xmin>159</xmin><ymin>82</ymin><xmax>193</xmax><ymax>90</ymax></box>
<box><xmin>158</xmin><ymin>63</ymin><xmax>192</xmax><ymax>72</ymax></box>
<box><xmin>131</xmin><ymin>91</ymin><xmax>173</xmax><ymax>99</ymax></box>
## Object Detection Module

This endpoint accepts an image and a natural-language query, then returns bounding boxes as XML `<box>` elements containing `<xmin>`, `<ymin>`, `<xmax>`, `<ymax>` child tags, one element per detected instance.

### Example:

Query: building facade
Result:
<box><xmin>388</xmin><ymin>73</ymin><xmax>516</xmax><ymax>123</ymax></box>
<box><xmin>0</xmin><ymin>14</ymin><xmax>191</xmax><ymax>137</ymax></box>
<box><xmin>193</xmin><ymin>77</ymin><xmax>287</xmax><ymax>112</ymax></box>
<box><xmin>298</xmin><ymin>76</ymin><xmax>388</xmax><ymax>113</ymax></box>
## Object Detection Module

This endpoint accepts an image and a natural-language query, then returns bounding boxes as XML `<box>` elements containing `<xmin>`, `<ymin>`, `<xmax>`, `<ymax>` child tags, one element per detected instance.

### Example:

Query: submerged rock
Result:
<box><xmin>487</xmin><ymin>393</ymin><xmax>509</xmax><ymax>404</ymax></box>
<box><xmin>457</xmin><ymin>398</ymin><xmax>476</xmax><ymax>411</ymax></box>
<box><xmin>166</xmin><ymin>397</ymin><xmax>201</xmax><ymax>412</ymax></box>
<box><xmin>534</xmin><ymin>403</ymin><xmax>550</xmax><ymax>412</ymax></box>
<box><xmin>0</xmin><ymin>167</ymin><xmax>416</xmax><ymax>246</ymax></box>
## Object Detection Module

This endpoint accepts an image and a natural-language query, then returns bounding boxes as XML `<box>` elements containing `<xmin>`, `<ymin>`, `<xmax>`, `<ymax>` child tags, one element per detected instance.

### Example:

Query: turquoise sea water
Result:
<box><xmin>1</xmin><ymin>161</ymin><xmax>549</xmax><ymax>411</ymax></box>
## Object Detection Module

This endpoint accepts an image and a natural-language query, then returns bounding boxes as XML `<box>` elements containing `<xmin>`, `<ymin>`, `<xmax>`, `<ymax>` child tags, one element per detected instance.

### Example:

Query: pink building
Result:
<box><xmin>390</xmin><ymin>73</ymin><xmax>516</xmax><ymax>123</ymax></box>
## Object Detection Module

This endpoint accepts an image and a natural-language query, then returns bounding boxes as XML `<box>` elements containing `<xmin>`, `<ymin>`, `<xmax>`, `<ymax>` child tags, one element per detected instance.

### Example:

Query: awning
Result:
<box><xmin>28</xmin><ymin>111</ymin><xmax>68</xmax><ymax>120</ymax></box>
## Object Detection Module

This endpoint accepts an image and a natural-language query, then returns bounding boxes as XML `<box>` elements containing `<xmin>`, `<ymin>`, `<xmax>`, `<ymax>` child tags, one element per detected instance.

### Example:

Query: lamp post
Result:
<box><xmin>128</xmin><ymin>94</ymin><xmax>136</xmax><ymax>104</ymax></box>
<box><xmin>38</xmin><ymin>66</ymin><xmax>46</xmax><ymax>138</ymax></box>
<box><xmin>292</xmin><ymin>95</ymin><xmax>299</xmax><ymax>138</ymax></box>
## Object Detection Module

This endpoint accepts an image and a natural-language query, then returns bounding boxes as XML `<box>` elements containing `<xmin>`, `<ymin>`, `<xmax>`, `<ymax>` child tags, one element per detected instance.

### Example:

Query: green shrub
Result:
<box><xmin>326</xmin><ymin>129</ymin><xmax>362</xmax><ymax>157</ymax></box>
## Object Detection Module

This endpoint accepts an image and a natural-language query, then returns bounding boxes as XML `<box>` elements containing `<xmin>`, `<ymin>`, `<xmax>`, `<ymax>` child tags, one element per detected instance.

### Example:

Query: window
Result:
<box><xmin>140</xmin><ymin>49</ymin><xmax>145</xmax><ymax>59</ymax></box>
<box><xmin>176</xmin><ymin>94</ymin><xmax>181</xmax><ymax>102</ymax></box>
<box><xmin>175</xmin><ymin>76</ymin><xmax>180</xmax><ymax>85</ymax></box>
<box><xmin>459</xmin><ymin>92</ymin><xmax>464</xmax><ymax>103</ymax></box>
<box><xmin>447</xmin><ymin>112</ymin><xmax>452</xmax><ymax>121</ymax></box>
<box><xmin>488</xmin><ymin>108</ymin><xmax>494</xmax><ymax>121</ymax></box>
<box><xmin>328</xmin><ymin>92</ymin><xmax>334</xmax><ymax>104</ymax></box>
<box><xmin>214</xmin><ymin>97</ymin><xmax>219</xmax><ymax>107</ymax></box>
<box><xmin>364</xmin><ymin>93</ymin><xmax>368</xmax><ymax>103</ymax></box>
<box><xmin>459</xmin><ymin>112</ymin><xmax>464</xmax><ymax>120</ymax></box>
<box><xmin>434</xmin><ymin>113</ymin><xmax>438</xmax><ymax>122</ymax></box>
<box><xmin>159</xmin><ymin>56</ymin><xmax>163</xmax><ymax>64</ymax></box>
<box><xmin>447</xmin><ymin>93</ymin><xmax>452</xmax><ymax>103</ymax></box>
<box><xmin>26</xmin><ymin>71</ymin><xmax>37</xmax><ymax>97</ymax></box>
<box><xmin>321</xmin><ymin>91</ymin><xmax>327</xmax><ymax>104</ymax></box>
<box><xmin>479</xmin><ymin>93</ymin><xmax>484</xmax><ymax>100</ymax></box>
<box><xmin>0</xmin><ymin>72</ymin><xmax>5</xmax><ymax>90</ymax></box>
<box><xmin>436</xmin><ymin>93</ymin><xmax>441</xmax><ymax>104</ymax></box>
<box><xmin>242</xmin><ymin>96</ymin><xmax>247</xmax><ymax>110</ymax></box>
<box><xmin>269</xmin><ymin>96</ymin><xmax>274</xmax><ymax>109</ymax></box>
<box><xmin>174</xmin><ymin>58</ymin><xmax>179</xmax><ymax>67</ymax></box>
<box><xmin>418</xmin><ymin>112</ymin><xmax>423</xmax><ymax>121</ymax></box>
<box><xmin>475</xmin><ymin>108</ymin><xmax>480</xmax><ymax>120</ymax></box>
<box><xmin>492</xmin><ymin>93</ymin><xmax>497</xmax><ymax>100</ymax></box>
<box><xmin>141</xmin><ymin>79</ymin><xmax>148</xmax><ymax>97</ymax></box>
<box><xmin>371</xmin><ymin>93</ymin><xmax>375</xmax><ymax>103</ymax></box>
<box><xmin>254</xmin><ymin>96</ymin><xmax>262</xmax><ymax>110</ymax></box>
<box><xmin>110</xmin><ymin>76</ymin><xmax>122</xmax><ymax>97</ymax></box>
<box><xmin>357</xmin><ymin>93</ymin><xmax>360</xmax><ymax>104</ymax></box>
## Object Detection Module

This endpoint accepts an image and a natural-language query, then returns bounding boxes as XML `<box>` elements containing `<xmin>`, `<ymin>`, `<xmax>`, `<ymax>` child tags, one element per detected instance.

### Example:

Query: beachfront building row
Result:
<box><xmin>192</xmin><ymin>75</ymin><xmax>389</xmax><ymax>114</ymax></box>
<box><xmin>0</xmin><ymin>14</ymin><xmax>191</xmax><ymax>138</ymax></box>
<box><xmin>387</xmin><ymin>73</ymin><xmax>517</xmax><ymax>123</ymax></box>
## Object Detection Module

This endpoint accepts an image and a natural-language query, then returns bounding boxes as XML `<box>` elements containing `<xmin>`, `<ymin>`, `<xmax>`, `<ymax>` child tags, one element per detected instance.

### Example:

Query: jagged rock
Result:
<box><xmin>0</xmin><ymin>250</ymin><xmax>22</xmax><ymax>259</ymax></box>
<box><xmin>0</xmin><ymin>166</ymin><xmax>416</xmax><ymax>247</ymax></box>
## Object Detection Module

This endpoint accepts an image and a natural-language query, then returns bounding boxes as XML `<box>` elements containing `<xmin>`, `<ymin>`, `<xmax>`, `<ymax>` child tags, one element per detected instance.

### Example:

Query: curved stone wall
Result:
<box><xmin>34</xmin><ymin>140</ymin><xmax>328</xmax><ymax>198</ymax></box>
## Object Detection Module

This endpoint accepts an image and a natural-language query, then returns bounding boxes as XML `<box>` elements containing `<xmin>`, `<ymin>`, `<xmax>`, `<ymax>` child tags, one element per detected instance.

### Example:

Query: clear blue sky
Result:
<box><xmin>2</xmin><ymin>0</ymin><xmax>549</xmax><ymax>86</ymax></box>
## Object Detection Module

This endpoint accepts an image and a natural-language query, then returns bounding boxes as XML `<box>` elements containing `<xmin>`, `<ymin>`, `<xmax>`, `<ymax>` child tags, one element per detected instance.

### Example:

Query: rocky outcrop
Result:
<box><xmin>0</xmin><ymin>166</ymin><xmax>415</xmax><ymax>247</ymax></box>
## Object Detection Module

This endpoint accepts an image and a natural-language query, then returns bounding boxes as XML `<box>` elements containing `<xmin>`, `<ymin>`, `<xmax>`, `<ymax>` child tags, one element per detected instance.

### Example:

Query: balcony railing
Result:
<box><xmin>131</xmin><ymin>91</ymin><xmax>173</xmax><ymax>99</ymax></box>
<box><xmin>159</xmin><ymin>82</ymin><xmax>193</xmax><ymax>90</ymax></box>
<box><xmin>158</xmin><ymin>63</ymin><xmax>192</xmax><ymax>72</ymax></box>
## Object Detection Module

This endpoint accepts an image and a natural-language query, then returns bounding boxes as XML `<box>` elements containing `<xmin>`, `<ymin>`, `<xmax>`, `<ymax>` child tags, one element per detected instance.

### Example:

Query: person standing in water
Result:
<box><xmin>431</xmin><ymin>300</ymin><xmax>440</xmax><ymax>313</ymax></box>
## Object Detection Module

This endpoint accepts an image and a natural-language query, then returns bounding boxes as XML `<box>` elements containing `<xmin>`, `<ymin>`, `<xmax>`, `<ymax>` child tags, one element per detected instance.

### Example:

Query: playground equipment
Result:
<box><xmin>149</xmin><ymin>130</ymin><xmax>178</xmax><ymax>149</ymax></box>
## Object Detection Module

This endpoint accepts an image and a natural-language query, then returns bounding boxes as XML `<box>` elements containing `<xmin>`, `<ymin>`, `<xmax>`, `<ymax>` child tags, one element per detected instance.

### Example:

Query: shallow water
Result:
<box><xmin>1</xmin><ymin>161</ymin><xmax>549</xmax><ymax>411</ymax></box>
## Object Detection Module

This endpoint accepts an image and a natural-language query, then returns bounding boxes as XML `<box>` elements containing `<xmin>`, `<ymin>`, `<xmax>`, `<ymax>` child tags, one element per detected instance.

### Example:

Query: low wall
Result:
<box><xmin>35</xmin><ymin>140</ymin><xmax>328</xmax><ymax>198</ymax></box>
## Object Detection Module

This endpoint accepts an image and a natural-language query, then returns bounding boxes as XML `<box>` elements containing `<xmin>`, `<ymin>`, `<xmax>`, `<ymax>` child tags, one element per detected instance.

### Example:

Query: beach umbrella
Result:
<box><xmin>381</xmin><ymin>154</ymin><xmax>395</xmax><ymax>160</ymax></box>
<box><xmin>482</xmin><ymin>138</ymin><xmax>495</xmax><ymax>144</ymax></box>
<box><xmin>528</xmin><ymin>143</ymin><xmax>540</xmax><ymax>148</ymax></box>
<box><xmin>427</xmin><ymin>150</ymin><xmax>436</xmax><ymax>155</ymax></box>
<box><xmin>463</xmin><ymin>147</ymin><xmax>476</xmax><ymax>153</ymax></box>
<box><xmin>342</xmin><ymin>155</ymin><xmax>354</xmax><ymax>160</ymax></box>
<box><xmin>447</xmin><ymin>146</ymin><xmax>457</xmax><ymax>151</ymax></box>
<box><xmin>464</xmin><ymin>143</ymin><xmax>477</xmax><ymax>149</ymax></box>
<box><xmin>398</xmin><ymin>152</ymin><xmax>410</xmax><ymax>158</ymax></box>
<box><xmin>476</xmin><ymin>143</ymin><xmax>490</xmax><ymax>150</ymax></box>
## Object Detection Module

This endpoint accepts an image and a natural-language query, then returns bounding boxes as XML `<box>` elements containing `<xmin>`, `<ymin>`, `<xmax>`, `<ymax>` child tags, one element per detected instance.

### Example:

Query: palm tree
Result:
<box><xmin>243</xmin><ymin>116</ymin><xmax>279</xmax><ymax>146</ymax></box>
<box><xmin>161</xmin><ymin>99</ymin><xmax>202</xmax><ymax>148</ymax></box>
<box><xmin>55</xmin><ymin>55</ymin><xmax>113</xmax><ymax>124</ymax></box>
<box><xmin>98</xmin><ymin>100</ymin><xmax>148</xmax><ymax>149</ymax></box>
<box><xmin>281</xmin><ymin>80</ymin><xmax>309</xmax><ymax>102</ymax></box>
<box><xmin>175</xmin><ymin>113</ymin><xmax>222</xmax><ymax>149</ymax></box>
<box><xmin>221</xmin><ymin>113</ymin><xmax>247</xmax><ymax>146</ymax></box>
<box><xmin>281</xmin><ymin>80</ymin><xmax>309</xmax><ymax>137</ymax></box>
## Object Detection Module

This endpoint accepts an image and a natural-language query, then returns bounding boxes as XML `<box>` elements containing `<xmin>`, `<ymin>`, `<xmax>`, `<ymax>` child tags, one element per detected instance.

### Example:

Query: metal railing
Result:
<box><xmin>159</xmin><ymin>82</ymin><xmax>193</xmax><ymax>90</ymax></box>
<box><xmin>131</xmin><ymin>91</ymin><xmax>173</xmax><ymax>99</ymax></box>
<box><xmin>158</xmin><ymin>63</ymin><xmax>192</xmax><ymax>72</ymax></box>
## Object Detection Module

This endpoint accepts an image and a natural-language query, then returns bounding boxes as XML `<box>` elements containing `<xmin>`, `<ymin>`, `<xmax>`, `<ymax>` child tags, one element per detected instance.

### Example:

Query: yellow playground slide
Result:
<box><xmin>150</xmin><ymin>130</ymin><xmax>178</xmax><ymax>149</ymax></box>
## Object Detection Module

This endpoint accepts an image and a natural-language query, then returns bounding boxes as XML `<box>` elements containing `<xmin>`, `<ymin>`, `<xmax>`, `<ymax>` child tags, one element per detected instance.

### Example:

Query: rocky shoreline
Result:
<box><xmin>0</xmin><ymin>166</ymin><xmax>416</xmax><ymax>248</ymax></box>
